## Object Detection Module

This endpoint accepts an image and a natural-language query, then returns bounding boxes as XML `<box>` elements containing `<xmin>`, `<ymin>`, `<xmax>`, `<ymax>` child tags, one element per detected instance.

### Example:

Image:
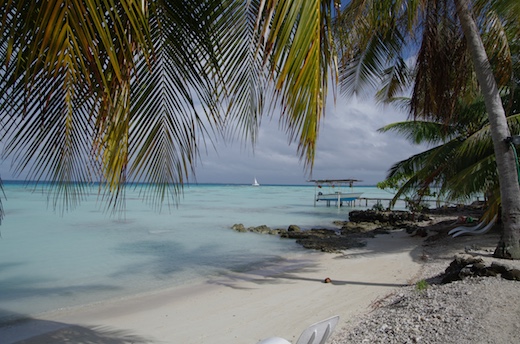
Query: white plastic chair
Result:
<box><xmin>449</xmin><ymin>215</ymin><xmax>497</xmax><ymax>238</ymax></box>
<box><xmin>258</xmin><ymin>315</ymin><xmax>339</xmax><ymax>344</ymax></box>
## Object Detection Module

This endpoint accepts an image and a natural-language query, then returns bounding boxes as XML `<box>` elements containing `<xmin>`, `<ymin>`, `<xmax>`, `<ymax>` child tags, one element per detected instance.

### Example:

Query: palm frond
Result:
<box><xmin>479</xmin><ymin>8</ymin><xmax>512</xmax><ymax>88</ymax></box>
<box><xmin>0</xmin><ymin>1</ymin><xmax>157</xmax><ymax>213</ymax></box>
<box><xmin>258</xmin><ymin>0</ymin><xmax>337</xmax><ymax>169</ymax></box>
<box><xmin>337</xmin><ymin>0</ymin><xmax>417</xmax><ymax>98</ymax></box>
<box><xmin>127</xmin><ymin>0</ymin><xmax>229</xmax><ymax>211</ymax></box>
<box><xmin>445</xmin><ymin>154</ymin><xmax>497</xmax><ymax>200</ymax></box>
<box><xmin>411</xmin><ymin>0</ymin><xmax>473</xmax><ymax>122</ymax></box>
<box><xmin>0</xmin><ymin>0</ymin><xmax>118</xmax><ymax>212</ymax></box>
<box><xmin>378</xmin><ymin>120</ymin><xmax>459</xmax><ymax>145</ymax></box>
<box><xmin>375</xmin><ymin>57</ymin><xmax>412</xmax><ymax>103</ymax></box>
<box><xmin>216</xmin><ymin>0</ymin><xmax>266</xmax><ymax>145</ymax></box>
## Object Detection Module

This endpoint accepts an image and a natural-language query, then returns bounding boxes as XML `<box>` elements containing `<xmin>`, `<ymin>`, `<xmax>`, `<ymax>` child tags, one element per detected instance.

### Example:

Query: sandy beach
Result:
<box><xmin>1</xmin><ymin>230</ymin><xmax>425</xmax><ymax>344</ymax></box>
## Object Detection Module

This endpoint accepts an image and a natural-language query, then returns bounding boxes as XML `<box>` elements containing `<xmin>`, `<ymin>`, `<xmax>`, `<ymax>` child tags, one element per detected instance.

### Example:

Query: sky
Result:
<box><xmin>192</xmin><ymin>93</ymin><xmax>426</xmax><ymax>186</ymax></box>
<box><xmin>0</xmin><ymin>92</ymin><xmax>426</xmax><ymax>186</ymax></box>
<box><xmin>0</xmin><ymin>3</ymin><xmax>428</xmax><ymax>187</ymax></box>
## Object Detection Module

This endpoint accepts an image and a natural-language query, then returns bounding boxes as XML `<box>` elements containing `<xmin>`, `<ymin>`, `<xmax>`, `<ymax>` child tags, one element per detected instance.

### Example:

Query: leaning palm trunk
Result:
<box><xmin>455</xmin><ymin>0</ymin><xmax>520</xmax><ymax>259</ymax></box>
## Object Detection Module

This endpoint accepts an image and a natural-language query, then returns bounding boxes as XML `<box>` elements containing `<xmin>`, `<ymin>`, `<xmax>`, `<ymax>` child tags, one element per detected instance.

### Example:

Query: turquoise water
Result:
<box><xmin>0</xmin><ymin>182</ymin><xmax>395</xmax><ymax>323</ymax></box>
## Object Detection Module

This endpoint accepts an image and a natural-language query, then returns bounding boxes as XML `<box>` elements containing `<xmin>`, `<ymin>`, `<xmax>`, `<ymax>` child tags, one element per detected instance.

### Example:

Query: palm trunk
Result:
<box><xmin>454</xmin><ymin>0</ymin><xmax>520</xmax><ymax>259</ymax></box>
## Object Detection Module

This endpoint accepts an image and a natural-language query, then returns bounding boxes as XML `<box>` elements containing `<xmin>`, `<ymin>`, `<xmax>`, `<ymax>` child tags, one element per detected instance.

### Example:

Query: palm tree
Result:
<box><xmin>0</xmin><ymin>1</ymin><xmax>338</xmax><ymax>215</ymax></box>
<box><xmin>337</xmin><ymin>0</ymin><xmax>520</xmax><ymax>258</ymax></box>
<box><xmin>454</xmin><ymin>0</ymin><xmax>520</xmax><ymax>258</ymax></box>
<box><xmin>378</xmin><ymin>89</ymin><xmax>520</xmax><ymax>218</ymax></box>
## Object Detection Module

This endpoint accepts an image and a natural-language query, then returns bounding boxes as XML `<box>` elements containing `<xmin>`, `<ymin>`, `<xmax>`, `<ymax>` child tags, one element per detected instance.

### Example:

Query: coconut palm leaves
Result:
<box><xmin>335</xmin><ymin>0</ymin><xmax>414</xmax><ymax>98</ymax></box>
<box><xmin>336</xmin><ymin>0</ymin><xmax>514</xmax><ymax>119</ymax></box>
<box><xmin>0</xmin><ymin>0</ymin><xmax>339</xmax><ymax>214</ymax></box>
<box><xmin>379</xmin><ymin>90</ymin><xmax>520</xmax><ymax>218</ymax></box>
<box><xmin>126</xmin><ymin>1</ymin><xmax>230</xmax><ymax>210</ymax></box>
<box><xmin>379</xmin><ymin>95</ymin><xmax>516</xmax><ymax>200</ymax></box>
<box><xmin>0</xmin><ymin>0</ymin><xmax>152</xmax><ymax>212</ymax></box>
<box><xmin>338</xmin><ymin>0</ymin><xmax>520</xmax><ymax>257</ymax></box>
<box><xmin>248</xmin><ymin>0</ymin><xmax>339</xmax><ymax>168</ymax></box>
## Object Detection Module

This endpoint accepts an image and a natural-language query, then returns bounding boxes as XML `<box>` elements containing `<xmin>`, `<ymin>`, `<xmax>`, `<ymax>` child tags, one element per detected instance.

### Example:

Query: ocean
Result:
<box><xmin>0</xmin><ymin>182</ymin><xmax>397</xmax><ymax>323</ymax></box>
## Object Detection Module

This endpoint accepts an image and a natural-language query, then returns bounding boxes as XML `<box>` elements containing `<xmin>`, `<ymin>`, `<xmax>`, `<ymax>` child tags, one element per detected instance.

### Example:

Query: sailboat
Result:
<box><xmin>252</xmin><ymin>177</ymin><xmax>260</xmax><ymax>186</ymax></box>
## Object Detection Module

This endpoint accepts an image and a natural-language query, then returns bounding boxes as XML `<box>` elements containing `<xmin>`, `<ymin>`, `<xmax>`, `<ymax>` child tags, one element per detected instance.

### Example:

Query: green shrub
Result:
<box><xmin>415</xmin><ymin>279</ymin><xmax>429</xmax><ymax>291</ymax></box>
<box><xmin>372</xmin><ymin>201</ymin><xmax>384</xmax><ymax>211</ymax></box>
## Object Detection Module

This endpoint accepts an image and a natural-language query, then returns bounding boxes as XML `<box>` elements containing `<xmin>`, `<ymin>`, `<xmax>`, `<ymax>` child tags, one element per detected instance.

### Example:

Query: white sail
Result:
<box><xmin>252</xmin><ymin>178</ymin><xmax>260</xmax><ymax>186</ymax></box>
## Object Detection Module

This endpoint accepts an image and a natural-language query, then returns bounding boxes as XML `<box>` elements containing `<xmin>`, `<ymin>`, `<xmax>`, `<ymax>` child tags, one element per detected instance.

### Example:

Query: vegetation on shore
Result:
<box><xmin>336</xmin><ymin>0</ymin><xmax>520</xmax><ymax>258</ymax></box>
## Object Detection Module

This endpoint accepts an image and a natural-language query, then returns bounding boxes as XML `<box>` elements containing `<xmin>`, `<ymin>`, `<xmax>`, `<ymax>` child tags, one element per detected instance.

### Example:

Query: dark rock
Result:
<box><xmin>373</xmin><ymin>228</ymin><xmax>391</xmax><ymax>235</ymax></box>
<box><xmin>287</xmin><ymin>224</ymin><xmax>301</xmax><ymax>232</ymax></box>
<box><xmin>281</xmin><ymin>228</ymin><xmax>335</xmax><ymax>240</ymax></box>
<box><xmin>249</xmin><ymin>225</ymin><xmax>272</xmax><ymax>234</ymax></box>
<box><xmin>479</xmin><ymin>268</ymin><xmax>498</xmax><ymax>277</ymax></box>
<box><xmin>231</xmin><ymin>224</ymin><xmax>281</xmax><ymax>235</ymax></box>
<box><xmin>502</xmin><ymin>269</ymin><xmax>520</xmax><ymax>281</ymax></box>
<box><xmin>441</xmin><ymin>255</ymin><xmax>485</xmax><ymax>283</ymax></box>
<box><xmin>407</xmin><ymin>226</ymin><xmax>428</xmax><ymax>237</ymax></box>
<box><xmin>230</xmin><ymin>208</ymin><xmax>434</xmax><ymax>253</ymax></box>
<box><xmin>473</xmin><ymin>262</ymin><xmax>486</xmax><ymax>270</ymax></box>
<box><xmin>459</xmin><ymin>267</ymin><xmax>473</xmax><ymax>278</ymax></box>
<box><xmin>348</xmin><ymin>210</ymin><xmax>430</xmax><ymax>224</ymax></box>
<box><xmin>279</xmin><ymin>227</ymin><xmax>367</xmax><ymax>253</ymax></box>
<box><xmin>490</xmin><ymin>262</ymin><xmax>511</xmax><ymax>274</ymax></box>
<box><xmin>441</xmin><ymin>255</ymin><xmax>520</xmax><ymax>283</ymax></box>
<box><xmin>296</xmin><ymin>236</ymin><xmax>366</xmax><ymax>253</ymax></box>
<box><xmin>231</xmin><ymin>223</ymin><xmax>247</xmax><ymax>232</ymax></box>
<box><xmin>340</xmin><ymin>221</ymin><xmax>378</xmax><ymax>234</ymax></box>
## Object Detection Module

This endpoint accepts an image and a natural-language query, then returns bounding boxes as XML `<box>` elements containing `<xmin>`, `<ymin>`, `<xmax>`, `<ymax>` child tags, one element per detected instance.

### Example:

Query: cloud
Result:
<box><xmin>0</xmin><ymin>94</ymin><xmax>426</xmax><ymax>186</ymax></box>
<box><xmin>193</xmin><ymin>94</ymin><xmax>426</xmax><ymax>185</ymax></box>
<box><xmin>310</xmin><ymin>96</ymin><xmax>423</xmax><ymax>183</ymax></box>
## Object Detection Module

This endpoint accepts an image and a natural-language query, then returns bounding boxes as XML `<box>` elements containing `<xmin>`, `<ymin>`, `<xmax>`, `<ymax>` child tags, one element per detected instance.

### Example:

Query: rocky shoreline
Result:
<box><xmin>232</xmin><ymin>209</ymin><xmax>447</xmax><ymax>253</ymax></box>
<box><xmin>233</xmin><ymin>206</ymin><xmax>520</xmax><ymax>343</ymax></box>
<box><xmin>329</xmin><ymin>208</ymin><xmax>520</xmax><ymax>344</ymax></box>
<box><xmin>232</xmin><ymin>207</ymin><xmax>520</xmax><ymax>283</ymax></box>
<box><xmin>330</xmin><ymin>276</ymin><xmax>520</xmax><ymax>344</ymax></box>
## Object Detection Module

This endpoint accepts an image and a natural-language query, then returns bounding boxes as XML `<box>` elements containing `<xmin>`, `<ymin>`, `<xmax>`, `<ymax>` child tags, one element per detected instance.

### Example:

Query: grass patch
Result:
<box><xmin>415</xmin><ymin>279</ymin><xmax>429</xmax><ymax>291</ymax></box>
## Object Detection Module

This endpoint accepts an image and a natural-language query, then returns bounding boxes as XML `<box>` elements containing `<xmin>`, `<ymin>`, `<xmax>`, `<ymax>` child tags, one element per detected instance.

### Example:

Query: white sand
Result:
<box><xmin>1</xmin><ymin>231</ymin><xmax>424</xmax><ymax>344</ymax></box>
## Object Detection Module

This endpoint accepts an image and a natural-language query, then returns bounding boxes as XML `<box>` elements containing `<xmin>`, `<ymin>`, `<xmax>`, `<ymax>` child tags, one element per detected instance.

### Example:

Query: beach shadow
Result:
<box><xmin>112</xmin><ymin>239</ymin><xmax>304</xmax><ymax>283</ymax></box>
<box><xmin>1</xmin><ymin>315</ymin><xmax>155</xmax><ymax>344</ymax></box>
<box><xmin>325</xmin><ymin>232</ymin><xmax>427</xmax><ymax>273</ymax></box>
<box><xmin>208</xmin><ymin>254</ymin><xmax>408</xmax><ymax>289</ymax></box>
<box><xmin>208</xmin><ymin>257</ymin><xmax>323</xmax><ymax>289</ymax></box>
<box><xmin>270</xmin><ymin>274</ymin><xmax>408</xmax><ymax>287</ymax></box>
<box><xmin>0</xmin><ymin>276</ymin><xmax>121</xmax><ymax>304</ymax></box>
<box><xmin>209</xmin><ymin>268</ymin><xmax>407</xmax><ymax>289</ymax></box>
<box><xmin>422</xmin><ymin>225</ymin><xmax>502</xmax><ymax>262</ymax></box>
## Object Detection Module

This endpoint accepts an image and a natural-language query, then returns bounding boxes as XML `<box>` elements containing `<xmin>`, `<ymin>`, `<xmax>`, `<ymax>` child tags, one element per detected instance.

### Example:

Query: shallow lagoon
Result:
<box><xmin>0</xmin><ymin>182</ymin><xmax>394</xmax><ymax>322</ymax></box>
